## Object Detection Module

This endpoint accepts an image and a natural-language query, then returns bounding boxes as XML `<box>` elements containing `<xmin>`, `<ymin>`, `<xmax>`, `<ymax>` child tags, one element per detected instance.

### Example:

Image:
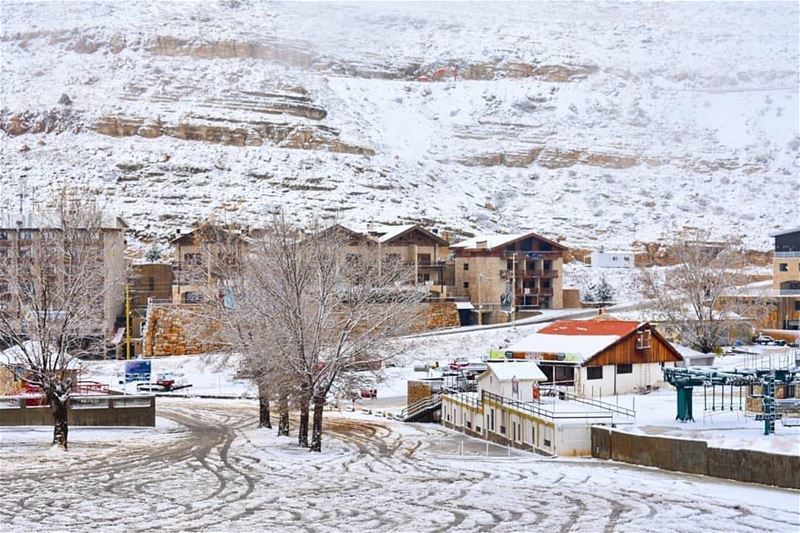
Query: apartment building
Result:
<box><xmin>771</xmin><ymin>228</ymin><xmax>800</xmax><ymax>330</ymax></box>
<box><xmin>0</xmin><ymin>212</ymin><xmax>128</xmax><ymax>343</ymax></box>
<box><xmin>451</xmin><ymin>231</ymin><xmax>568</xmax><ymax>324</ymax></box>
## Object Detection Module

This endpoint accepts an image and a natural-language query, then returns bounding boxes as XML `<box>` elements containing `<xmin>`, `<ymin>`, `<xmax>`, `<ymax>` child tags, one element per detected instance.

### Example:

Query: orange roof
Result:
<box><xmin>538</xmin><ymin>320</ymin><xmax>641</xmax><ymax>337</ymax></box>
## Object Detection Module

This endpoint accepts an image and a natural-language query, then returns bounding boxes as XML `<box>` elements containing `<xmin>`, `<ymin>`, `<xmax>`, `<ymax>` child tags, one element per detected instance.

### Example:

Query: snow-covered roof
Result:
<box><xmin>451</xmin><ymin>230</ymin><xmax>566</xmax><ymax>251</ymax></box>
<box><xmin>507</xmin><ymin>333</ymin><xmax>621</xmax><ymax>363</ymax></box>
<box><xmin>592</xmin><ymin>249</ymin><xmax>635</xmax><ymax>255</ymax></box>
<box><xmin>452</xmin><ymin>233</ymin><xmax>527</xmax><ymax>250</ymax></box>
<box><xmin>483</xmin><ymin>361</ymin><xmax>547</xmax><ymax>381</ymax></box>
<box><xmin>370</xmin><ymin>224</ymin><xmax>417</xmax><ymax>244</ymax></box>
<box><xmin>769</xmin><ymin>227</ymin><xmax>800</xmax><ymax>237</ymax></box>
<box><xmin>0</xmin><ymin>211</ymin><xmax>127</xmax><ymax>231</ymax></box>
<box><xmin>671</xmin><ymin>344</ymin><xmax>709</xmax><ymax>359</ymax></box>
<box><xmin>357</xmin><ymin>224</ymin><xmax>448</xmax><ymax>245</ymax></box>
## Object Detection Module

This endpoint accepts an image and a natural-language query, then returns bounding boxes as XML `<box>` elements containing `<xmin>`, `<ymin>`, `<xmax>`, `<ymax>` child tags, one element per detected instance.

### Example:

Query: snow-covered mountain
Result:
<box><xmin>1</xmin><ymin>1</ymin><xmax>797</xmax><ymax>249</ymax></box>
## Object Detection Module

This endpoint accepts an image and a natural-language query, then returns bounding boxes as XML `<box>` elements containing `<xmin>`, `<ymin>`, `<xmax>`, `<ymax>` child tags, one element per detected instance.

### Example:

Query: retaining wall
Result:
<box><xmin>591</xmin><ymin>426</ymin><xmax>800</xmax><ymax>489</ymax></box>
<box><xmin>0</xmin><ymin>396</ymin><xmax>156</xmax><ymax>427</ymax></box>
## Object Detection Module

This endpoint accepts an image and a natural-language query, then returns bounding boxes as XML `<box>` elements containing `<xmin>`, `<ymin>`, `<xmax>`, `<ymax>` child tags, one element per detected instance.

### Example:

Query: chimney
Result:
<box><xmin>476</xmin><ymin>240</ymin><xmax>488</xmax><ymax>249</ymax></box>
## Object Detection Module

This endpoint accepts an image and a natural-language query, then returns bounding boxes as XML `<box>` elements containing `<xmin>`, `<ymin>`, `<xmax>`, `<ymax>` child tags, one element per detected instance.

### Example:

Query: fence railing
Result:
<box><xmin>482</xmin><ymin>390</ymin><xmax>617</xmax><ymax>421</ymax></box>
<box><xmin>401</xmin><ymin>394</ymin><xmax>442</xmax><ymax>420</ymax></box>
<box><xmin>0</xmin><ymin>394</ymin><xmax>155</xmax><ymax>409</ymax></box>
<box><xmin>540</xmin><ymin>387</ymin><xmax>636</xmax><ymax>418</ymax></box>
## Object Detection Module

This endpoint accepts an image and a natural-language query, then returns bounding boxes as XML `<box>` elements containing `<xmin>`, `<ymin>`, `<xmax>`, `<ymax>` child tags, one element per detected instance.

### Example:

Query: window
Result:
<box><xmin>587</xmin><ymin>366</ymin><xmax>603</xmax><ymax>380</ymax></box>
<box><xmin>612</xmin><ymin>256</ymin><xmax>618</xmax><ymax>261</ymax></box>
<box><xmin>624</xmin><ymin>256</ymin><xmax>630</xmax><ymax>262</ymax></box>
<box><xmin>0</xmin><ymin>231</ymin><xmax>7</xmax><ymax>240</ymax></box>
<box><xmin>463</xmin><ymin>263</ymin><xmax>469</xmax><ymax>271</ymax></box>
<box><xmin>463</xmin><ymin>282</ymin><xmax>469</xmax><ymax>289</ymax></box>
<box><xmin>779</xmin><ymin>263</ymin><xmax>788</xmax><ymax>272</ymax></box>
<box><xmin>795</xmin><ymin>301</ymin><xmax>800</xmax><ymax>312</ymax></box>
<box><xmin>184</xmin><ymin>253</ymin><xmax>201</xmax><ymax>265</ymax></box>
<box><xmin>617</xmin><ymin>364</ymin><xmax>633</xmax><ymax>374</ymax></box>
<box><xmin>19</xmin><ymin>230</ymin><xmax>33</xmax><ymax>240</ymax></box>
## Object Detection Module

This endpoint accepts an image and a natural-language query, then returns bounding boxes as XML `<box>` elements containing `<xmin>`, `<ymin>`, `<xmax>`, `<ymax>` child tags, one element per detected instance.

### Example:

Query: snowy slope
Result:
<box><xmin>1</xmin><ymin>1</ymin><xmax>797</xmax><ymax>249</ymax></box>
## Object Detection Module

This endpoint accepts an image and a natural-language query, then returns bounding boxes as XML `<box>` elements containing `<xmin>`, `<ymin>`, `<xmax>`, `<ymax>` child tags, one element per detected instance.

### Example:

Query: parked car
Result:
<box><xmin>359</xmin><ymin>388</ymin><xmax>377</xmax><ymax>399</ymax></box>
<box><xmin>754</xmin><ymin>335</ymin><xmax>785</xmax><ymax>346</ymax></box>
<box><xmin>449</xmin><ymin>357</ymin><xmax>470</xmax><ymax>370</ymax></box>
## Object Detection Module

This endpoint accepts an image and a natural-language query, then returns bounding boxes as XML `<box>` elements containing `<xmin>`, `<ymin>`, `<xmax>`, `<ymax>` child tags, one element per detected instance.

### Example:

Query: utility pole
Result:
<box><xmin>477</xmin><ymin>274</ymin><xmax>483</xmax><ymax>326</ymax></box>
<box><xmin>511</xmin><ymin>252</ymin><xmax>516</xmax><ymax>327</ymax></box>
<box><xmin>125</xmin><ymin>284</ymin><xmax>132</xmax><ymax>360</ymax></box>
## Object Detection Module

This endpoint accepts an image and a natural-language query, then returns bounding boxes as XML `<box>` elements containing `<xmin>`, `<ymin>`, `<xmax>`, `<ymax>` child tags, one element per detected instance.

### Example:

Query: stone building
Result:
<box><xmin>450</xmin><ymin>231</ymin><xmax>568</xmax><ymax>324</ymax></box>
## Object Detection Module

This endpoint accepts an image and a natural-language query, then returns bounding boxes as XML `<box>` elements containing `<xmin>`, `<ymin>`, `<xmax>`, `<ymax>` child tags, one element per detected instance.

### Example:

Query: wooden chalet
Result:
<box><xmin>507</xmin><ymin>319</ymin><xmax>683</xmax><ymax>395</ymax></box>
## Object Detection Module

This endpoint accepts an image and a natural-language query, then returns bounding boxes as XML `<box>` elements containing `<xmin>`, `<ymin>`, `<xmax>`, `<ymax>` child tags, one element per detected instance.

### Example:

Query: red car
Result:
<box><xmin>359</xmin><ymin>388</ymin><xmax>377</xmax><ymax>399</ymax></box>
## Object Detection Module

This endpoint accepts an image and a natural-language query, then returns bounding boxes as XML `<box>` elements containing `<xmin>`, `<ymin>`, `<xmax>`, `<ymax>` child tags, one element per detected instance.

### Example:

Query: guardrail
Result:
<box><xmin>401</xmin><ymin>394</ymin><xmax>442</xmax><ymax>421</ymax></box>
<box><xmin>482</xmin><ymin>390</ymin><xmax>616</xmax><ymax>421</ymax></box>
<box><xmin>0</xmin><ymin>394</ymin><xmax>155</xmax><ymax>408</ymax></box>
<box><xmin>541</xmin><ymin>387</ymin><xmax>636</xmax><ymax>418</ymax></box>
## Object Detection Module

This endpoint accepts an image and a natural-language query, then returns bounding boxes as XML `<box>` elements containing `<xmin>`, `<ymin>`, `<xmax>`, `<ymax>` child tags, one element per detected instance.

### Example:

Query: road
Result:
<box><xmin>1</xmin><ymin>398</ymin><xmax>797</xmax><ymax>532</ymax></box>
<box><xmin>406</xmin><ymin>301</ymin><xmax>653</xmax><ymax>338</ymax></box>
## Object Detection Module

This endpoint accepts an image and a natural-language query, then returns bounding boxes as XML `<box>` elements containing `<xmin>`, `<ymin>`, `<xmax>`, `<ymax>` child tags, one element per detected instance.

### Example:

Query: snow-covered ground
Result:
<box><xmin>83</xmin><ymin>352</ymin><xmax>256</xmax><ymax>397</ymax></box>
<box><xmin>1</xmin><ymin>1</ymin><xmax>797</xmax><ymax>248</ymax></box>
<box><xmin>1</xmin><ymin>398</ymin><xmax>797</xmax><ymax>532</ymax></box>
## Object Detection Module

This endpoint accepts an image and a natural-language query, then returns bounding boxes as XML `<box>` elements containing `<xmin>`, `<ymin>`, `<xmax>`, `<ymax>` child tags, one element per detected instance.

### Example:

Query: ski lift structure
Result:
<box><xmin>662</xmin><ymin>366</ymin><xmax>800</xmax><ymax>435</ymax></box>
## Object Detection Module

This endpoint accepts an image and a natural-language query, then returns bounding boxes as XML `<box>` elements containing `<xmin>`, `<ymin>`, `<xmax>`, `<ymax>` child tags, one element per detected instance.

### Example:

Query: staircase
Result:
<box><xmin>400</xmin><ymin>394</ymin><xmax>442</xmax><ymax>422</ymax></box>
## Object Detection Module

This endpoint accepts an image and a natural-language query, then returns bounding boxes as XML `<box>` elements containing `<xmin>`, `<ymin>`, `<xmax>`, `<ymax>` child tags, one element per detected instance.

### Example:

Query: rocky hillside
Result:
<box><xmin>1</xmin><ymin>1</ymin><xmax>797</xmax><ymax>249</ymax></box>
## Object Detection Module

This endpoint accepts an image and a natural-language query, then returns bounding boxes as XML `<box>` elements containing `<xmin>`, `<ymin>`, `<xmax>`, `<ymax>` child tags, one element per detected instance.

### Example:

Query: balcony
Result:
<box><xmin>504</xmin><ymin>250</ymin><xmax>562</xmax><ymax>260</ymax></box>
<box><xmin>502</xmin><ymin>269</ymin><xmax>559</xmax><ymax>280</ymax></box>
<box><xmin>775</xmin><ymin>251</ymin><xmax>800</xmax><ymax>258</ymax></box>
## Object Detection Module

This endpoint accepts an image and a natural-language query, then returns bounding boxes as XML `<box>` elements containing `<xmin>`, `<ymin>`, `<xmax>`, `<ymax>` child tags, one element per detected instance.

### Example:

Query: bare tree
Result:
<box><xmin>222</xmin><ymin>216</ymin><xmax>425</xmax><ymax>452</ymax></box>
<box><xmin>639</xmin><ymin>229</ymin><xmax>756</xmax><ymax>353</ymax></box>
<box><xmin>0</xmin><ymin>189</ymin><xmax>119</xmax><ymax>449</ymax></box>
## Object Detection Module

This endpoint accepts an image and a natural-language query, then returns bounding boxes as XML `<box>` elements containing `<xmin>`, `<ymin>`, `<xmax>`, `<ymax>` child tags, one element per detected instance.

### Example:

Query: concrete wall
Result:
<box><xmin>591</xmin><ymin>426</ymin><xmax>800</xmax><ymax>489</ymax></box>
<box><xmin>0</xmin><ymin>396</ymin><xmax>156</xmax><ymax>427</ymax></box>
<box><xmin>562</xmin><ymin>288</ymin><xmax>582</xmax><ymax>309</ymax></box>
<box><xmin>444</xmin><ymin>395</ymin><xmax>579</xmax><ymax>456</ymax></box>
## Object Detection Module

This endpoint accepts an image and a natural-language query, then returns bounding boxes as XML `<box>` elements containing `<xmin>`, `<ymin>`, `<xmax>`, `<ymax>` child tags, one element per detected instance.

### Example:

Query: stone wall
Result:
<box><xmin>407</xmin><ymin>380</ymin><xmax>437</xmax><ymax>406</ymax></box>
<box><xmin>591</xmin><ymin>426</ymin><xmax>800</xmax><ymax>489</ymax></box>
<box><xmin>423</xmin><ymin>301</ymin><xmax>461</xmax><ymax>330</ymax></box>
<box><xmin>143</xmin><ymin>304</ymin><xmax>223</xmax><ymax>356</ymax></box>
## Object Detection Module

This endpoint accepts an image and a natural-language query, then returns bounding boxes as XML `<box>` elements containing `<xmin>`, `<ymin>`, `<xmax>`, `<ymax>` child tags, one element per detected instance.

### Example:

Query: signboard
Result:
<box><xmin>125</xmin><ymin>360</ymin><xmax>151</xmax><ymax>384</ymax></box>
<box><xmin>488</xmin><ymin>350</ymin><xmax>519</xmax><ymax>360</ymax></box>
<box><xmin>527</xmin><ymin>352</ymin><xmax>582</xmax><ymax>363</ymax></box>
<box><xmin>489</xmin><ymin>349</ymin><xmax>507</xmax><ymax>361</ymax></box>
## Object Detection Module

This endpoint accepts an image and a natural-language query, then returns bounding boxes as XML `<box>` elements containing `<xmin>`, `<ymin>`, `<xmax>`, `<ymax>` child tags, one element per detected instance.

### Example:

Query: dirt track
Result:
<box><xmin>1</xmin><ymin>398</ymin><xmax>797</xmax><ymax>532</ymax></box>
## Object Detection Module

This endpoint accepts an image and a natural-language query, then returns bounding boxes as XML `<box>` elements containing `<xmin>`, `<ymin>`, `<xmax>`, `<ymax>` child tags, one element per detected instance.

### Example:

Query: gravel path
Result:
<box><xmin>1</xmin><ymin>398</ymin><xmax>797</xmax><ymax>532</ymax></box>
